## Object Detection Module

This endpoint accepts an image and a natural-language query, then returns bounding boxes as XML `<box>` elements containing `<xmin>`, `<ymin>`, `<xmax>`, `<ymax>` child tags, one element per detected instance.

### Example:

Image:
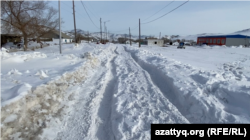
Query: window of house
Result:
<box><xmin>213</xmin><ymin>39</ymin><xmax>216</xmax><ymax>43</ymax></box>
<box><xmin>210</xmin><ymin>39</ymin><xmax>212</xmax><ymax>43</ymax></box>
<box><xmin>221</xmin><ymin>39</ymin><xmax>225</xmax><ymax>44</ymax></box>
<box><xmin>206</xmin><ymin>39</ymin><xmax>209</xmax><ymax>43</ymax></box>
<box><xmin>217</xmin><ymin>39</ymin><xmax>220</xmax><ymax>44</ymax></box>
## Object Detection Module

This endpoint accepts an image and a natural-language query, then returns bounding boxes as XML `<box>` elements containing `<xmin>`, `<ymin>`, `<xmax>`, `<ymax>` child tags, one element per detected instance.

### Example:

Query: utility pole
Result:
<box><xmin>88</xmin><ymin>31</ymin><xmax>89</xmax><ymax>43</ymax></box>
<box><xmin>73</xmin><ymin>0</ymin><xmax>77</xmax><ymax>43</ymax></box>
<box><xmin>106</xmin><ymin>26</ymin><xmax>108</xmax><ymax>42</ymax></box>
<box><xmin>139</xmin><ymin>18</ymin><xmax>141</xmax><ymax>48</ymax></box>
<box><xmin>107</xmin><ymin>31</ymin><xmax>109</xmax><ymax>42</ymax></box>
<box><xmin>104</xmin><ymin>22</ymin><xmax>106</xmax><ymax>43</ymax></box>
<box><xmin>129</xmin><ymin>27</ymin><xmax>131</xmax><ymax>46</ymax></box>
<box><xmin>59</xmin><ymin>0</ymin><xmax>62</xmax><ymax>53</ymax></box>
<box><xmin>125</xmin><ymin>34</ymin><xmax>127</xmax><ymax>44</ymax></box>
<box><xmin>100</xmin><ymin>18</ymin><xmax>102</xmax><ymax>43</ymax></box>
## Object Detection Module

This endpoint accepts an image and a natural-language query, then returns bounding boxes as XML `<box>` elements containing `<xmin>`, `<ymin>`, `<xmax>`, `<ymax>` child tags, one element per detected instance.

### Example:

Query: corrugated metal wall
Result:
<box><xmin>226</xmin><ymin>38</ymin><xmax>250</xmax><ymax>46</ymax></box>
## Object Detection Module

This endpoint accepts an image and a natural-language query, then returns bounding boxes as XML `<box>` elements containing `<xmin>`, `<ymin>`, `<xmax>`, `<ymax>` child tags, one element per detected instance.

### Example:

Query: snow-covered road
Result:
<box><xmin>42</xmin><ymin>44</ymin><xmax>250</xmax><ymax>140</ymax></box>
<box><xmin>1</xmin><ymin>43</ymin><xmax>250</xmax><ymax>140</ymax></box>
<box><xmin>48</xmin><ymin>45</ymin><xmax>188</xmax><ymax>140</ymax></box>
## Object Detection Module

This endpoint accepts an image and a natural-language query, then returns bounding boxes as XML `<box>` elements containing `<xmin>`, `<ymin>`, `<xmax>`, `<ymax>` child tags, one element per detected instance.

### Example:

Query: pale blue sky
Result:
<box><xmin>49</xmin><ymin>1</ymin><xmax>250</xmax><ymax>36</ymax></box>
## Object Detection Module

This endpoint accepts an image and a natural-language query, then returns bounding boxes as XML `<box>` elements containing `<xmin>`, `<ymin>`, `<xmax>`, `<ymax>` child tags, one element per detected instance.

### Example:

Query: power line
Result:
<box><xmin>61</xmin><ymin>1</ymin><xmax>87</xmax><ymax>20</ymax></box>
<box><xmin>51</xmin><ymin>2</ymin><xmax>72</xmax><ymax>16</ymax></box>
<box><xmin>142</xmin><ymin>0</ymin><xmax>175</xmax><ymax>21</ymax></box>
<box><xmin>110</xmin><ymin>25</ymin><xmax>138</xmax><ymax>33</ymax></box>
<box><xmin>142</xmin><ymin>0</ymin><xmax>189</xmax><ymax>24</ymax></box>
<box><xmin>80</xmin><ymin>0</ymin><xmax>99</xmax><ymax>29</ymax></box>
<box><xmin>84</xmin><ymin>2</ymin><xmax>101</xmax><ymax>20</ymax></box>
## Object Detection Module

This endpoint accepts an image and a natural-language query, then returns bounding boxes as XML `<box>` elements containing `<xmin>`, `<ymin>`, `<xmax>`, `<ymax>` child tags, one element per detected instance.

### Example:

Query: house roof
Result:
<box><xmin>198</xmin><ymin>34</ymin><xmax>250</xmax><ymax>39</ymax></box>
<box><xmin>1</xmin><ymin>34</ymin><xmax>22</xmax><ymax>37</ymax></box>
<box><xmin>147</xmin><ymin>39</ymin><xmax>164</xmax><ymax>41</ymax></box>
<box><xmin>52</xmin><ymin>30</ymin><xmax>72</xmax><ymax>39</ymax></box>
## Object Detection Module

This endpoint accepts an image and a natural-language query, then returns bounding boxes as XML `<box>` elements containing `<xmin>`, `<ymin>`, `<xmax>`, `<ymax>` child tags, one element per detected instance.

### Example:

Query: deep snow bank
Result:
<box><xmin>125</xmin><ymin>45</ymin><xmax>250</xmax><ymax>123</ymax></box>
<box><xmin>1</xmin><ymin>52</ymin><xmax>100</xmax><ymax>139</ymax></box>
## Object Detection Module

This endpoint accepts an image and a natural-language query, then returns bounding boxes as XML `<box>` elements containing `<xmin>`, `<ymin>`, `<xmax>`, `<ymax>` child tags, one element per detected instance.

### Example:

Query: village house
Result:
<box><xmin>147</xmin><ymin>39</ymin><xmax>164</xmax><ymax>47</ymax></box>
<box><xmin>40</xmin><ymin>30</ymin><xmax>73</xmax><ymax>44</ymax></box>
<box><xmin>1</xmin><ymin>34</ymin><xmax>22</xmax><ymax>46</ymax></box>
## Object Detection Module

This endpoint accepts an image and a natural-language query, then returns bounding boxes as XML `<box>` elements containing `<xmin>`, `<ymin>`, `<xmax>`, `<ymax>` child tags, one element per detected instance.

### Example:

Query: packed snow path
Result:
<box><xmin>2</xmin><ymin>43</ymin><xmax>250</xmax><ymax>139</ymax></box>
<box><xmin>49</xmin><ymin>45</ymin><xmax>189</xmax><ymax>140</ymax></box>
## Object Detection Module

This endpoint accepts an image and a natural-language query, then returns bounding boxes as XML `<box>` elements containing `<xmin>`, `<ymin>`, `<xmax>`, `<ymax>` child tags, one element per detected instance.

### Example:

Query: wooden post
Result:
<box><xmin>139</xmin><ymin>18</ymin><xmax>141</xmax><ymax>48</ymax></box>
<box><xmin>88</xmin><ymin>31</ymin><xmax>89</xmax><ymax>43</ymax></box>
<box><xmin>73</xmin><ymin>0</ymin><xmax>77</xmax><ymax>43</ymax></box>
<box><xmin>59</xmin><ymin>0</ymin><xmax>62</xmax><ymax>53</ymax></box>
<box><xmin>129</xmin><ymin>27</ymin><xmax>131</xmax><ymax>46</ymax></box>
<box><xmin>100</xmin><ymin>18</ymin><xmax>102</xmax><ymax>43</ymax></box>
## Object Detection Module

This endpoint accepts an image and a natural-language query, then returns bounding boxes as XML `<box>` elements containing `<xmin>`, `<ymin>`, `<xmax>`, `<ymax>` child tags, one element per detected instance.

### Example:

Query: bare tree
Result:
<box><xmin>1</xmin><ymin>1</ymin><xmax>58</xmax><ymax>51</ymax></box>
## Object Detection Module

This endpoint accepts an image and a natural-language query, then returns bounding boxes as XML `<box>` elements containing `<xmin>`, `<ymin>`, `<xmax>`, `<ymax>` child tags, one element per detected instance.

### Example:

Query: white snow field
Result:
<box><xmin>1</xmin><ymin>43</ymin><xmax>250</xmax><ymax>140</ymax></box>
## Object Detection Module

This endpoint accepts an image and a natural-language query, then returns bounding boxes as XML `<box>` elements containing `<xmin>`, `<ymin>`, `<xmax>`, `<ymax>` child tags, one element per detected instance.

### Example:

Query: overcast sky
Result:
<box><xmin>49</xmin><ymin>1</ymin><xmax>250</xmax><ymax>36</ymax></box>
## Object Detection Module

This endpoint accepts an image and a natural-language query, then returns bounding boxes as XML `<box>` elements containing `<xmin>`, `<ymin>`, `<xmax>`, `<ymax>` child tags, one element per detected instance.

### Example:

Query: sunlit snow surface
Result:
<box><xmin>1</xmin><ymin>43</ymin><xmax>250</xmax><ymax>140</ymax></box>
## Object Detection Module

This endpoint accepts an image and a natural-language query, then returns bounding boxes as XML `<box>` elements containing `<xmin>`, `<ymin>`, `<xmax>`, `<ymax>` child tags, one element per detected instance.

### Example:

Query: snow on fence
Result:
<box><xmin>1</xmin><ymin>52</ymin><xmax>99</xmax><ymax>139</ymax></box>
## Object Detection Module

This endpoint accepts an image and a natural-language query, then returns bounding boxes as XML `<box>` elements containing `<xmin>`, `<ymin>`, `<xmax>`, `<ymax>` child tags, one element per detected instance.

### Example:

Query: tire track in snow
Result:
<box><xmin>123</xmin><ymin>46</ymin><xmax>192</xmax><ymax>122</ymax></box>
<box><xmin>55</xmin><ymin>63</ymin><xmax>108</xmax><ymax>140</ymax></box>
<box><xmin>55</xmin><ymin>47</ymin><xmax>118</xmax><ymax>140</ymax></box>
<box><xmin>95</xmin><ymin>47</ymin><xmax>118</xmax><ymax>140</ymax></box>
<box><xmin>111</xmin><ymin>46</ymin><xmax>188</xmax><ymax>139</ymax></box>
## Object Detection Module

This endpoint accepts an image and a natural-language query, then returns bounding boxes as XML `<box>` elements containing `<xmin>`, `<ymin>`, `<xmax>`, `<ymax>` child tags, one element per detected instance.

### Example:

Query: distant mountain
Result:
<box><xmin>171</xmin><ymin>33</ymin><xmax>225</xmax><ymax>42</ymax></box>
<box><xmin>63</xmin><ymin>28</ymin><xmax>250</xmax><ymax>42</ymax></box>
<box><xmin>170</xmin><ymin>28</ymin><xmax>250</xmax><ymax>42</ymax></box>
<box><xmin>64</xmin><ymin>29</ymin><xmax>155</xmax><ymax>41</ymax></box>
<box><xmin>231</xmin><ymin>28</ymin><xmax>250</xmax><ymax>36</ymax></box>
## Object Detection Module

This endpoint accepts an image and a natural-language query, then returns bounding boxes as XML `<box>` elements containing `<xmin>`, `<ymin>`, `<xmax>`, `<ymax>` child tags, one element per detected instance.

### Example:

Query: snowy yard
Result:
<box><xmin>1</xmin><ymin>43</ymin><xmax>250</xmax><ymax>139</ymax></box>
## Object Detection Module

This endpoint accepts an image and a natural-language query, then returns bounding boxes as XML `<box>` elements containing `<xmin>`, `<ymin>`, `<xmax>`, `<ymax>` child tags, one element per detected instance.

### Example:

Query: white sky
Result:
<box><xmin>49</xmin><ymin>1</ymin><xmax>250</xmax><ymax>36</ymax></box>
